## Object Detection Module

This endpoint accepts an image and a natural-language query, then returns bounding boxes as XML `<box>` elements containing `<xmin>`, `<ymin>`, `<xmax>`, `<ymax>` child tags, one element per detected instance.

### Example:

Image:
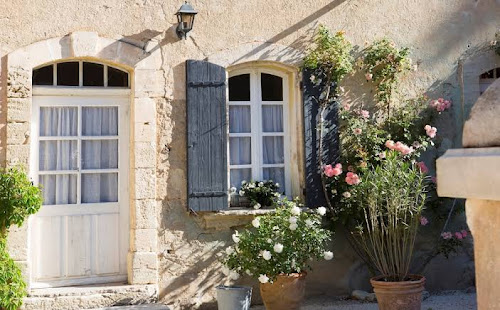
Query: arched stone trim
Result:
<box><xmin>206</xmin><ymin>41</ymin><xmax>304</xmax><ymax>69</ymax></box>
<box><xmin>5</xmin><ymin>32</ymin><xmax>160</xmax><ymax>288</ymax></box>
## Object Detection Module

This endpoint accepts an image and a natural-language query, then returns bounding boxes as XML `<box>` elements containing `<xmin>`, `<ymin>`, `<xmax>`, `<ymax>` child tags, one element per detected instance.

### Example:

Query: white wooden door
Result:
<box><xmin>30</xmin><ymin>93</ymin><xmax>129</xmax><ymax>288</ymax></box>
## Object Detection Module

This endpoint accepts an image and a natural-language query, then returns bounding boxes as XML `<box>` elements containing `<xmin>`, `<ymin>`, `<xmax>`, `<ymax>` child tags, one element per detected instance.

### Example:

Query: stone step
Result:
<box><xmin>23</xmin><ymin>283</ymin><xmax>158</xmax><ymax>310</ymax></box>
<box><xmin>97</xmin><ymin>305</ymin><xmax>169</xmax><ymax>310</ymax></box>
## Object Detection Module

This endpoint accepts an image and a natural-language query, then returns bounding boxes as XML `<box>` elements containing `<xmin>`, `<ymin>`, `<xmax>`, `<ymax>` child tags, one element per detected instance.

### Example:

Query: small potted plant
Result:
<box><xmin>222</xmin><ymin>199</ymin><xmax>333</xmax><ymax>310</ymax></box>
<box><xmin>350</xmin><ymin>153</ymin><xmax>427</xmax><ymax>310</ymax></box>
<box><xmin>236</xmin><ymin>180</ymin><xmax>281</xmax><ymax>209</ymax></box>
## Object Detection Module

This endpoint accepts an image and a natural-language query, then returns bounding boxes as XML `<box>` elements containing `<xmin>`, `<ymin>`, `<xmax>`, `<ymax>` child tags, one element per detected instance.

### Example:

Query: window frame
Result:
<box><xmin>227</xmin><ymin>67</ymin><xmax>292</xmax><ymax>200</ymax></box>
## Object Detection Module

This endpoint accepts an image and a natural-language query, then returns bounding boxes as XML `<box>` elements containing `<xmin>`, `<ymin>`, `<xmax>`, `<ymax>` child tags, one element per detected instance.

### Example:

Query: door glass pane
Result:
<box><xmin>261</xmin><ymin>73</ymin><xmax>283</xmax><ymax>101</ymax></box>
<box><xmin>57</xmin><ymin>62</ymin><xmax>79</xmax><ymax>86</ymax></box>
<box><xmin>39</xmin><ymin>174</ymin><xmax>77</xmax><ymax>205</ymax></box>
<box><xmin>107</xmin><ymin>66</ymin><xmax>129</xmax><ymax>87</ymax></box>
<box><xmin>229</xmin><ymin>74</ymin><xmax>250</xmax><ymax>101</ymax></box>
<box><xmin>262</xmin><ymin>105</ymin><xmax>283</xmax><ymax>132</ymax></box>
<box><xmin>82</xmin><ymin>107</ymin><xmax>118</xmax><ymax>136</ymax></box>
<box><xmin>229</xmin><ymin>106</ymin><xmax>251</xmax><ymax>133</ymax></box>
<box><xmin>83</xmin><ymin>62</ymin><xmax>104</xmax><ymax>86</ymax></box>
<box><xmin>39</xmin><ymin>141</ymin><xmax>78</xmax><ymax>171</ymax></box>
<box><xmin>82</xmin><ymin>140</ymin><xmax>118</xmax><ymax>169</ymax></box>
<box><xmin>33</xmin><ymin>65</ymin><xmax>54</xmax><ymax>85</ymax></box>
<box><xmin>229</xmin><ymin>137</ymin><xmax>251</xmax><ymax>165</ymax></box>
<box><xmin>82</xmin><ymin>173</ymin><xmax>118</xmax><ymax>203</ymax></box>
<box><xmin>230</xmin><ymin>168</ymin><xmax>252</xmax><ymax>189</ymax></box>
<box><xmin>262</xmin><ymin>136</ymin><xmax>284</xmax><ymax>164</ymax></box>
<box><xmin>263</xmin><ymin>168</ymin><xmax>285</xmax><ymax>193</ymax></box>
<box><xmin>40</xmin><ymin>107</ymin><xmax>78</xmax><ymax>136</ymax></box>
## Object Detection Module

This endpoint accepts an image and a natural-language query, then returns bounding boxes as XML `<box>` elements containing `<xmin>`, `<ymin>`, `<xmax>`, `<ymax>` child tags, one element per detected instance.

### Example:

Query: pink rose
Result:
<box><xmin>424</xmin><ymin>125</ymin><xmax>437</xmax><ymax>138</ymax></box>
<box><xmin>385</xmin><ymin>140</ymin><xmax>395</xmax><ymax>150</ymax></box>
<box><xmin>353</xmin><ymin>128</ymin><xmax>362</xmax><ymax>135</ymax></box>
<box><xmin>360</xmin><ymin>110</ymin><xmax>370</xmax><ymax>119</ymax></box>
<box><xmin>455</xmin><ymin>232</ymin><xmax>463</xmax><ymax>240</ymax></box>
<box><xmin>324</xmin><ymin>163</ymin><xmax>342</xmax><ymax>177</ymax></box>
<box><xmin>461</xmin><ymin>230</ymin><xmax>468</xmax><ymax>238</ymax></box>
<box><xmin>441</xmin><ymin>232</ymin><xmax>452</xmax><ymax>240</ymax></box>
<box><xmin>365</xmin><ymin>73</ymin><xmax>373</xmax><ymax>81</ymax></box>
<box><xmin>345</xmin><ymin>172</ymin><xmax>361</xmax><ymax>185</ymax></box>
<box><xmin>378</xmin><ymin>152</ymin><xmax>386</xmax><ymax>159</ymax></box>
<box><xmin>420</xmin><ymin>216</ymin><xmax>428</xmax><ymax>226</ymax></box>
<box><xmin>417</xmin><ymin>162</ymin><xmax>429</xmax><ymax>174</ymax></box>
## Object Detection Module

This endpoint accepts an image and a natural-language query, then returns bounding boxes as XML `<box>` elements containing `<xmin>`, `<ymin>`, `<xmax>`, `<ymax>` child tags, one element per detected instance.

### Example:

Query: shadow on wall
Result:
<box><xmin>0</xmin><ymin>56</ymin><xmax>7</xmax><ymax>167</ymax></box>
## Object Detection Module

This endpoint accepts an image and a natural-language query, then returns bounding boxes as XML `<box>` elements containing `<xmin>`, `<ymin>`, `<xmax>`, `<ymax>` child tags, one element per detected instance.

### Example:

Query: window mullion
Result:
<box><xmin>77</xmin><ymin>105</ymin><xmax>82</xmax><ymax>205</ymax></box>
<box><xmin>79</xmin><ymin>61</ymin><xmax>83</xmax><ymax>87</ymax></box>
<box><xmin>251</xmin><ymin>70</ymin><xmax>262</xmax><ymax>181</ymax></box>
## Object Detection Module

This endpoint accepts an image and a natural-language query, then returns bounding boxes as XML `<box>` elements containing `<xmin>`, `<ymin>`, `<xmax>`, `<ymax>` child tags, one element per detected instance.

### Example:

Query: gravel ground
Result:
<box><xmin>251</xmin><ymin>292</ymin><xmax>477</xmax><ymax>310</ymax></box>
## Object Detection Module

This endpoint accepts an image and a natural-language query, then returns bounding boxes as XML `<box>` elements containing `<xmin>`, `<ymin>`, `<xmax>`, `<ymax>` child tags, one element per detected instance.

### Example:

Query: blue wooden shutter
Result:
<box><xmin>186</xmin><ymin>60</ymin><xmax>228</xmax><ymax>212</ymax></box>
<box><xmin>303</xmin><ymin>68</ymin><xmax>339</xmax><ymax>207</ymax></box>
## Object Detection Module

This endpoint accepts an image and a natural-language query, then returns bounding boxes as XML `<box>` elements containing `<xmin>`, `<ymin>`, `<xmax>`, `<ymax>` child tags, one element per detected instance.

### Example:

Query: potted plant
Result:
<box><xmin>350</xmin><ymin>153</ymin><xmax>427</xmax><ymax>310</ymax></box>
<box><xmin>233</xmin><ymin>180</ymin><xmax>281</xmax><ymax>209</ymax></box>
<box><xmin>222</xmin><ymin>199</ymin><xmax>332</xmax><ymax>310</ymax></box>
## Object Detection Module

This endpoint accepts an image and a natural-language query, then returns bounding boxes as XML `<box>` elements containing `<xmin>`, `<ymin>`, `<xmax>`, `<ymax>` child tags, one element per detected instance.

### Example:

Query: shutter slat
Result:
<box><xmin>187</xmin><ymin>60</ymin><xmax>228</xmax><ymax>211</ymax></box>
<box><xmin>303</xmin><ymin>68</ymin><xmax>339</xmax><ymax>207</ymax></box>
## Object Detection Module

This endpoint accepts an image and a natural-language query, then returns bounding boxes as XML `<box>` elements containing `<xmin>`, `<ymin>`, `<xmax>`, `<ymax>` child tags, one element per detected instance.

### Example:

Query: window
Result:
<box><xmin>479</xmin><ymin>67</ymin><xmax>500</xmax><ymax>95</ymax></box>
<box><xmin>228</xmin><ymin>69</ymin><xmax>290</xmax><ymax>197</ymax></box>
<box><xmin>33</xmin><ymin>61</ymin><xmax>129</xmax><ymax>88</ymax></box>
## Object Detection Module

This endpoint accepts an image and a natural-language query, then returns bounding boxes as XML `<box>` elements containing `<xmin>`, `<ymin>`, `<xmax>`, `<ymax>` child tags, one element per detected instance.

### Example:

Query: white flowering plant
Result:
<box><xmin>238</xmin><ymin>180</ymin><xmax>281</xmax><ymax>208</ymax></box>
<box><xmin>222</xmin><ymin>199</ymin><xmax>332</xmax><ymax>283</ymax></box>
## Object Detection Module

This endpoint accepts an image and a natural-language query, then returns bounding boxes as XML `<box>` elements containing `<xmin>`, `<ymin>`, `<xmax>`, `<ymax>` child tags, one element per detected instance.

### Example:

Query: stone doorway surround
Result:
<box><xmin>437</xmin><ymin>78</ymin><xmax>500</xmax><ymax>310</ymax></box>
<box><xmin>4</xmin><ymin>32</ymin><xmax>161</xmax><ymax>295</ymax></box>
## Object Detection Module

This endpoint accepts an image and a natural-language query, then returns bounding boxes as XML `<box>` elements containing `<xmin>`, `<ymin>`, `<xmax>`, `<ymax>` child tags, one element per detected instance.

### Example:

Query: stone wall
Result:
<box><xmin>0</xmin><ymin>0</ymin><xmax>499</xmax><ymax>309</ymax></box>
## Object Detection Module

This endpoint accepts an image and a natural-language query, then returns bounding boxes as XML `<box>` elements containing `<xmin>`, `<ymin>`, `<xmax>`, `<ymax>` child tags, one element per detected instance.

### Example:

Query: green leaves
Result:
<box><xmin>0</xmin><ymin>239</ymin><xmax>27</xmax><ymax>310</ymax></box>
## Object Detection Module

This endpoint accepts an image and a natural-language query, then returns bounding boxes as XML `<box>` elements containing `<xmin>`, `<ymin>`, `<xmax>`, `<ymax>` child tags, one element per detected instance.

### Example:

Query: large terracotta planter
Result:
<box><xmin>260</xmin><ymin>272</ymin><xmax>306</xmax><ymax>310</ymax></box>
<box><xmin>370</xmin><ymin>274</ymin><xmax>426</xmax><ymax>310</ymax></box>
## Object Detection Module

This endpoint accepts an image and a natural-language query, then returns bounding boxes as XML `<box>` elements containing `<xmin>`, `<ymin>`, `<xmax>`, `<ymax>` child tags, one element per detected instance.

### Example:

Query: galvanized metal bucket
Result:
<box><xmin>216</xmin><ymin>285</ymin><xmax>252</xmax><ymax>310</ymax></box>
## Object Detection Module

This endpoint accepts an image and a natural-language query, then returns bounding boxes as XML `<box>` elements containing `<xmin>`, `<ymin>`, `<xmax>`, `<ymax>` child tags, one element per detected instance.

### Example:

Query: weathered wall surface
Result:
<box><xmin>1</xmin><ymin>0</ymin><xmax>499</xmax><ymax>309</ymax></box>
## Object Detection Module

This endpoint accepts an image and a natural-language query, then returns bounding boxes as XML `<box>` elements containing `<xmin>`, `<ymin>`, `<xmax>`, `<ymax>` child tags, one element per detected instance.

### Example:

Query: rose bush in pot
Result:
<box><xmin>222</xmin><ymin>199</ymin><xmax>332</xmax><ymax>310</ymax></box>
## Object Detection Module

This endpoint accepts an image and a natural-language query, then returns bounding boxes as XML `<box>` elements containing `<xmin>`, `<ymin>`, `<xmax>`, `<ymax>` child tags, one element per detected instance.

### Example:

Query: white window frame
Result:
<box><xmin>227</xmin><ymin>67</ymin><xmax>292</xmax><ymax>198</ymax></box>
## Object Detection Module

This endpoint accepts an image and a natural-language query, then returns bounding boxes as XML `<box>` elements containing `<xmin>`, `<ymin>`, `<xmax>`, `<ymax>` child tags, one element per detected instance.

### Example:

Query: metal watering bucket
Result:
<box><xmin>216</xmin><ymin>285</ymin><xmax>252</xmax><ymax>310</ymax></box>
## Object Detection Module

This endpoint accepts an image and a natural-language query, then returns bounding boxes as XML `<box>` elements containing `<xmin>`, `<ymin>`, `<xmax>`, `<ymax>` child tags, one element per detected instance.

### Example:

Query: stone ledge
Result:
<box><xmin>200</xmin><ymin>208</ymin><xmax>275</xmax><ymax>230</ymax></box>
<box><xmin>96</xmin><ymin>304</ymin><xmax>168</xmax><ymax>310</ymax></box>
<box><xmin>23</xmin><ymin>283</ymin><xmax>158</xmax><ymax>310</ymax></box>
<box><xmin>437</xmin><ymin>147</ymin><xmax>500</xmax><ymax>200</ymax></box>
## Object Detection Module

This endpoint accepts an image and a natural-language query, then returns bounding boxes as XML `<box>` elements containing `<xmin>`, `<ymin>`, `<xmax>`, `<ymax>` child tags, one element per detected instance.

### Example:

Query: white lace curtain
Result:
<box><xmin>39</xmin><ymin>107</ymin><xmax>118</xmax><ymax>205</ymax></box>
<box><xmin>229</xmin><ymin>105</ymin><xmax>285</xmax><ymax>189</ymax></box>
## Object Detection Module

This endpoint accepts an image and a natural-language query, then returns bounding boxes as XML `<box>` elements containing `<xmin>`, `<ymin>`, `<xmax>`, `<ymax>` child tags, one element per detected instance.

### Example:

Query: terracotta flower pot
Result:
<box><xmin>259</xmin><ymin>272</ymin><xmax>306</xmax><ymax>310</ymax></box>
<box><xmin>370</xmin><ymin>274</ymin><xmax>426</xmax><ymax>310</ymax></box>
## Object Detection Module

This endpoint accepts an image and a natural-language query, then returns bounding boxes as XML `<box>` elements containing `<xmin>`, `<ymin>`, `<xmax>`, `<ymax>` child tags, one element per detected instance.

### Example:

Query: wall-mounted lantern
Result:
<box><xmin>175</xmin><ymin>1</ymin><xmax>198</xmax><ymax>40</ymax></box>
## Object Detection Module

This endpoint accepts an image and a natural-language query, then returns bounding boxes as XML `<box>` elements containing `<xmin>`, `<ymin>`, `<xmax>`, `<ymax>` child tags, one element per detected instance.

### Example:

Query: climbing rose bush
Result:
<box><xmin>222</xmin><ymin>199</ymin><xmax>332</xmax><ymax>283</ymax></box>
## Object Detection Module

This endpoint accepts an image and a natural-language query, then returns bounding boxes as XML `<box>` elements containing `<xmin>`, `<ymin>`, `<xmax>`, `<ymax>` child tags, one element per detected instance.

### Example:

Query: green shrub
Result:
<box><xmin>0</xmin><ymin>167</ymin><xmax>42</xmax><ymax>309</ymax></box>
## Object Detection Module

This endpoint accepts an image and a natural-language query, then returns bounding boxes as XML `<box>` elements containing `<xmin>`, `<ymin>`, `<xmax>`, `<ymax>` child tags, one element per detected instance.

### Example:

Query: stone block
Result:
<box><xmin>135</xmin><ymin>69</ymin><xmax>165</xmax><ymax>98</ymax></box>
<box><xmin>131</xmin><ymin>229</ymin><xmax>158</xmax><ymax>252</ymax></box>
<box><xmin>133</xmin><ymin>97</ymin><xmax>156</xmax><ymax>123</ymax></box>
<box><xmin>128</xmin><ymin>252</ymin><xmax>158</xmax><ymax>284</ymax></box>
<box><xmin>134</xmin><ymin>122</ymin><xmax>156</xmax><ymax>143</ymax></box>
<box><xmin>7</xmin><ymin>98</ymin><xmax>31</xmax><ymax>122</ymax></box>
<box><xmin>437</xmin><ymin>147</ymin><xmax>500</xmax><ymax>200</ymax></box>
<box><xmin>6</xmin><ymin>122</ymin><xmax>30</xmax><ymax>145</ymax></box>
<box><xmin>132</xmin><ymin>199</ymin><xmax>158</xmax><ymax>229</ymax></box>
<box><xmin>7</xmin><ymin>224</ymin><xmax>28</xmax><ymax>261</ymax></box>
<box><xmin>134</xmin><ymin>142</ymin><xmax>156</xmax><ymax>169</ymax></box>
<box><xmin>70</xmin><ymin>31</ymin><xmax>99</xmax><ymax>58</ymax></box>
<box><xmin>132</xmin><ymin>168</ymin><xmax>156</xmax><ymax>200</ymax></box>
<box><xmin>6</xmin><ymin>144</ymin><xmax>30</xmax><ymax>167</ymax></box>
<box><xmin>136</xmin><ymin>47</ymin><xmax>163</xmax><ymax>70</ymax></box>
<box><xmin>7</xmin><ymin>67</ymin><xmax>31</xmax><ymax>98</ymax></box>
<box><xmin>117</xmin><ymin>41</ymin><xmax>147</xmax><ymax>68</ymax></box>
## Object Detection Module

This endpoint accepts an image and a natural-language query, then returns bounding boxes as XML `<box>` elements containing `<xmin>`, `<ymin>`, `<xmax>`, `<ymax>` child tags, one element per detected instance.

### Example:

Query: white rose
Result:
<box><xmin>258</xmin><ymin>274</ymin><xmax>269</xmax><ymax>284</ymax></box>
<box><xmin>232</xmin><ymin>232</ymin><xmax>240</xmax><ymax>243</ymax></box>
<box><xmin>343</xmin><ymin>192</ymin><xmax>351</xmax><ymax>198</ymax></box>
<box><xmin>317</xmin><ymin>207</ymin><xmax>327</xmax><ymax>216</ymax></box>
<box><xmin>241</xmin><ymin>180</ymin><xmax>247</xmax><ymax>185</ymax></box>
<box><xmin>291</xmin><ymin>205</ymin><xmax>301</xmax><ymax>216</ymax></box>
<box><xmin>253</xmin><ymin>203</ymin><xmax>262</xmax><ymax>210</ymax></box>
<box><xmin>262</xmin><ymin>250</ymin><xmax>272</xmax><ymax>260</ymax></box>
<box><xmin>252</xmin><ymin>218</ymin><xmax>260</xmax><ymax>228</ymax></box>
<box><xmin>239</xmin><ymin>190</ymin><xmax>245</xmax><ymax>196</ymax></box>
<box><xmin>324</xmin><ymin>251</ymin><xmax>334</xmax><ymax>260</ymax></box>
<box><xmin>274</xmin><ymin>192</ymin><xmax>281</xmax><ymax>197</ymax></box>
<box><xmin>267</xmin><ymin>238</ymin><xmax>272</xmax><ymax>243</ymax></box>
<box><xmin>305</xmin><ymin>219</ymin><xmax>314</xmax><ymax>228</ymax></box>
<box><xmin>289</xmin><ymin>223</ymin><xmax>298</xmax><ymax>231</ymax></box>
<box><xmin>275</xmin><ymin>183</ymin><xmax>280</xmax><ymax>187</ymax></box>
<box><xmin>246</xmin><ymin>269</ymin><xmax>253</xmax><ymax>276</ymax></box>
<box><xmin>258</xmin><ymin>182</ymin><xmax>264</xmax><ymax>187</ymax></box>
<box><xmin>249</xmin><ymin>183</ymin><xmax>255</xmax><ymax>189</ymax></box>
<box><xmin>289</xmin><ymin>216</ymin><xmax>297</xmax><ymax>224</ymax></box>
<box><xmin>273</xmin><ymin>243</ymin><xmax>284</xmax><ymax>253</ymax></box>
<box><xmin>226</xmin><ymin>247</ymin><xmax>235</xmax><ymax>255</ymax></box>
<box><xmin>230</xmin><ymin>187</ymin><xmax>237</xmax><ymax>194</ymax></box>
<box><xmin>229</xmin><ymin>271</ymin><xmax>240</xmax><ymax>280</ymax></box>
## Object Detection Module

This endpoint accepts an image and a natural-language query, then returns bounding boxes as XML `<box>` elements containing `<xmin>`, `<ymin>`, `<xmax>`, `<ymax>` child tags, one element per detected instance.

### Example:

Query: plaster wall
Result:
<box><xmin>0</xmin><ymin>0</ymin><xmax>499</xmax><ymax>309</ymax></box>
